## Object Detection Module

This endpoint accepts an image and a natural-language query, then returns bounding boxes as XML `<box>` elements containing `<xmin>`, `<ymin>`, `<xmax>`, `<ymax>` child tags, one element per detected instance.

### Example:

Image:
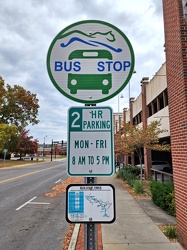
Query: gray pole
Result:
<box><xmin>84</xmin><ymin>177</ymin><xmax>97</xmax><ymax>250</ymax></box>
<box><xmin>84</xmin><ymin>104</ymin><xmax>97</xmax><ymax>250</ymax></box>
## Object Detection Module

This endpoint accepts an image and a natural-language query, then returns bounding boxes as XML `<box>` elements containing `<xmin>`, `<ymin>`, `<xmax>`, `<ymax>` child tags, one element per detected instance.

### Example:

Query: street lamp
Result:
<box><xmin>43</xmin><ymin>135</ymin><xmax>47</xmax><ymax>157</ymax></box>
<box><xmin>118</xmin><ymin>93</ymin><xmax>124</xmax><ymax>131</ymax></box>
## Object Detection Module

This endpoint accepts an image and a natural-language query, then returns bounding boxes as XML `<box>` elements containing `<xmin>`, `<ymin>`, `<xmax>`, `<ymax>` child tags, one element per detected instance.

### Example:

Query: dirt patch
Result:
<box><xmin>0</xmin><ymin>159</ymin><xmax>33</xmax><ymax>168</ymax></box>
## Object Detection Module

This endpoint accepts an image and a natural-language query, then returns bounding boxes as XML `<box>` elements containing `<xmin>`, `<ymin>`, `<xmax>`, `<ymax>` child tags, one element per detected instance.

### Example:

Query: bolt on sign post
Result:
<box><xmin>67</xmin><ymin>106</ymin><xmax>114</xmax><ymax>176</ymax></box>
<box><xmin>47</xmin><ymin>20</ymin><xmax>135</xmax><ymax>104</ymax></box>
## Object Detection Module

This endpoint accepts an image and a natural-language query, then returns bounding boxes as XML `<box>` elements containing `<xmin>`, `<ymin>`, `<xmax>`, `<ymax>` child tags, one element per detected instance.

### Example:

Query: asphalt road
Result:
<box><xmin>0</xmin><ymin>159</ymin><xmax>69</xmax><ymax>250</ymax></box>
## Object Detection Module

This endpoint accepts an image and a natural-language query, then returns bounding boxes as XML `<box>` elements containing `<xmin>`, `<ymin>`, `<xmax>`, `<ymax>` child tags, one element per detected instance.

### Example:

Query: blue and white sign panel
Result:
<box><xmin>67</xmin><ymin>106</ymin><xmax>114</xmax><ymax>176</ymax></box>
<box><xmin>66</xmin><ymin>184</ymin><xmax>115</xmax><ymax>223</ymax></box>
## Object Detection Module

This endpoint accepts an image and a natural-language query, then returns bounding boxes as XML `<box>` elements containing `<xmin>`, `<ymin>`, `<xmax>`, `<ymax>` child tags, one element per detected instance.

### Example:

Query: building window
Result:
<box><xmin>158</xmin><ymin>93</ymin><xmax>164</xmax><ymax>110</ymax></box>
<box><xmin>147</xmin><ymin>88</ymin><xmax>168</xmax><ymax>117</ymax></box>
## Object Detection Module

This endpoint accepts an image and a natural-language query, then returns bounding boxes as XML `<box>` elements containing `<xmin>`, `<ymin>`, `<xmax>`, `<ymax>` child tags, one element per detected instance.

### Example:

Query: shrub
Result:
<box><xmin>164</xmin><ymin>224</ymin><xmax>177</xmax><ymax>239</ymax></box>
<box><xmin>116</xmin><ymin>167</ymin><xmax>135</xmax><ymax>186</ymax></box>
<box><xmin>124</xmin><ymin>172</ymin><xmax>135</xmax><ymax>187</ymax></box>
<box><xmin>165</xmin><ymin>191</ymin><xmax>176</xmax><ymax>216</ymax></box>
<box><xmin>124</xmin><ymin>166</ymin><xmax>141</xmax><ymax>177</ymax></box>
<box><xmin>116</xmin><ymin>166</ymin><xmax>141</xmax><ymax>188</ymax></box>
<box><xmin>133</xmin><ymin>180</ymin><xmax>144</xmax><ymax>194</ymax></box>
<box><xmin>150</xmin><ymin>181</ymin><xmax>175</xmax><ymax>215</ymax></box>
<box><xmin>116</xmin><ymin>168</ymin><xmax>124</xmax><ymax>179</ymax></box>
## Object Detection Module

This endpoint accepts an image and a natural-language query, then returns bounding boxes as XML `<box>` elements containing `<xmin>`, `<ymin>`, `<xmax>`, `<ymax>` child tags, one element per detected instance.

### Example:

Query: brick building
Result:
<box><xmin>162</xmin><ymin>0</ymin><xmax>187</xmax><ymax>247</ymax></box>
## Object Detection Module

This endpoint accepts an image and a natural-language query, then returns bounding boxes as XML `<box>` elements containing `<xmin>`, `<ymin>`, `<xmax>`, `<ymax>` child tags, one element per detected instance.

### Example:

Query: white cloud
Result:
<box><xmin>0</xmin><ymin>0</ymin><xmax>165</xmax><ymax>143</ymax></box>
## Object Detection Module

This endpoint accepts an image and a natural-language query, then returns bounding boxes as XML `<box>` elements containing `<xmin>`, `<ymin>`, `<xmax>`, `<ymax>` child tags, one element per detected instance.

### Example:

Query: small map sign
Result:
<box><xmin>67</xmin><ymin>106</ymin><xmax>114</xmax><ymax>176</ymax></box>
<box><xmin>66</xmin><ymin>184</ymin><xmax>115</xmax><ymax>223</ymax></box>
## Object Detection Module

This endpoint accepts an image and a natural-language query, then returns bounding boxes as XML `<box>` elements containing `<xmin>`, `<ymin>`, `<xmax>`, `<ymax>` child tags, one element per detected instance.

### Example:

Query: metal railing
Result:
<box><xmin>151</xmin><ymin>169</ymin><xmax>173</xmax><ymax>183</ymax></box>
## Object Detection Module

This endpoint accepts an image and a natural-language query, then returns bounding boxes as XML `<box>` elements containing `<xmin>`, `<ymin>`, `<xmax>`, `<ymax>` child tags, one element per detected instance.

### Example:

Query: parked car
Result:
<box><xmin>151</xmin><ymin>161</ymin><xmax>172</xmax><ymax>173</ymax></box>
<box><xmin>136</xmin><ymin>161</ymin><xmax>172</xmax><ymax>173</ymax></box>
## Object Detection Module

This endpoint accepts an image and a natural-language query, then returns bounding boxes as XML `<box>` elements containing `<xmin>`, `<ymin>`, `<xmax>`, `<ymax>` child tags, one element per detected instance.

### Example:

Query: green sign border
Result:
<box><xmin>47</xmin><ymin>20</ymin><xmax>135</xmax><ymax>104</ymax></box>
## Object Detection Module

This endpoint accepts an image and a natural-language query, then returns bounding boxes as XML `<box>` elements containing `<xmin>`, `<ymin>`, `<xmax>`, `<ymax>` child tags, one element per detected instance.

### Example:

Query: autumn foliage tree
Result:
<box><xmin>0</xmin><ymin>76</ymin><xmax>40</xmax><ymax>130</ymax></box>
<box><xmin>114</xmin><ymin>120</ymin><xmax>170</xmax><ymax>180</ymax></box>
<box><xmin>0</xmin><ymin>76</ymin><xmax>39</xmax><ymax>157</ymax></box>
<box><xmin>15</xmin><ymin>128</ymin><xmax>39</xmax><ymax>157</ymax></box>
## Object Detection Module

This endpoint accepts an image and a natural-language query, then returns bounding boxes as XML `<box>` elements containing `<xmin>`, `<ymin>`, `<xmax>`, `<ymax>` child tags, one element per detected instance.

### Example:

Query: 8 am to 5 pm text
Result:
<box><xmin>71</xmin><ymin>155</ymin><xmax>110</xmax><ymax>165</ymax></box>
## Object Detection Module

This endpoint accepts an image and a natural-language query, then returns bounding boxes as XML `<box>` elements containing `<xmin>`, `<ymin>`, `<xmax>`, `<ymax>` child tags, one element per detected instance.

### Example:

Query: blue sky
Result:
<box><xmin>0</xmin><ymin>0</ymin><xmax>165</xmax><ymax>144</ymax></box>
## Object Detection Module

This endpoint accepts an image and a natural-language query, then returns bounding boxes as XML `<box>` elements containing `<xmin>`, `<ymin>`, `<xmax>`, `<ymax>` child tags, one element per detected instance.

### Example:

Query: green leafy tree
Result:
<box><xmin>0</xmin><ymin>77</ymin><xmax>6</xmax><ymax>106</ymax></box>
<box><xmin>0</xmin><ymin>77</ymin><xmax>40</xmax><ymax>130</ymax></box>
<box><xmin>0</xmin><ymin>124</ymin><xmax>18</xmax><ymax>151</ymax></box>
<box><xmin>115</xmin><ymin>120</ymin><xmax>170</xmax><ymax>180</ymax></box>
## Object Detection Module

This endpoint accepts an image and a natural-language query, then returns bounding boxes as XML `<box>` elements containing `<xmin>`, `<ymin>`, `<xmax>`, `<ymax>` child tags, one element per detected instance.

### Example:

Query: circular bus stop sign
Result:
<box><xmin>47</xmin><ymin>20</ymin><xmax>135</xmax><ymax>104</ymax></box>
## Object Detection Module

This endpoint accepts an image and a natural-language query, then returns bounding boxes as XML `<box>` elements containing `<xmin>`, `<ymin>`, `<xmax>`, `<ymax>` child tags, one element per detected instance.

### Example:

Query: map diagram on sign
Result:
<box><xmin>66</xmin><ymin>184</ymin><xmax>115</xmax><ymax>223</ymax></box>
<box><xmin>85</xmin><ymin>193</ymin><xmax>112</xmax><ymax>217</ymax></box>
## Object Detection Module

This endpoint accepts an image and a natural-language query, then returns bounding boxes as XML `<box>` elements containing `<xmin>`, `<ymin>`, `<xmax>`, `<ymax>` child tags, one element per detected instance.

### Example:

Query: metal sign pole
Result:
<box><xmin>84</xmin><ymin>177</ymin><xmax>97</xmax><ymax>250</ymax></box>
<box><xmin>51</xmin><ymin>139</ymin><xmax>53</xmax><ymax>161</ymax></box>
<box><xmin>84</xmin><ymin>103</ymin><xmax>97</xmax><ymax>250</ymax></box>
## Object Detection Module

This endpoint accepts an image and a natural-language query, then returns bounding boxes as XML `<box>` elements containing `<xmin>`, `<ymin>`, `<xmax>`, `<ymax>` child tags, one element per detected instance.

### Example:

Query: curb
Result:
<box><xmin>68</xmin><ymin>224</ymin><xmax>80</xmax><ymax>250</ymax></box>
<box><xmin>68</xmin><ymin>224</ymin><xmax>103</xmax><ymax>250</ymax></box>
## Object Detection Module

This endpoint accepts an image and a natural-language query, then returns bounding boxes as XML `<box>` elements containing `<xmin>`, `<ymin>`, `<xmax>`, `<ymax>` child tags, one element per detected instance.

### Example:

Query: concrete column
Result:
<box><xmin>129</xmin><ymin>98</ymin><xmax>135</xmax><ymax>166</ymax></box>
<box><xmin>123</xmin><ymin>108</ymin><xmax>129</xmax><ymax>165</ymax></box>
<box><xmin>141</xmin><ymin>77</ymin><xmax>152</xmax><ymax>179</ymax></box>
<box><xmin>123</xmin><ymin>108</ymin><xmax>127</xmax><ymax>123</ymax></box>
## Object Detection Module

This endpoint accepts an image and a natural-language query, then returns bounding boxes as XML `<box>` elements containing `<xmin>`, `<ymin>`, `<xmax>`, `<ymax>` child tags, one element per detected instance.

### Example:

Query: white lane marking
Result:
<box><xmin>16</xmin><ymin>196</ymin><xmax>37</xmax><ymax>211</ymax></box>
<box><xmin>30</xmin><ymin>202</ymin><xmax>50</xmax><ymax>205</ymax></box>
<box><xmin>16</xmin><ymin>197</ymin><xmax>50</xmax><ymax>210</ymax></box>
<box><xmin>55</xmin><ymin>179</ymin><xmax>61</xmax><ymax>184</ymax></box>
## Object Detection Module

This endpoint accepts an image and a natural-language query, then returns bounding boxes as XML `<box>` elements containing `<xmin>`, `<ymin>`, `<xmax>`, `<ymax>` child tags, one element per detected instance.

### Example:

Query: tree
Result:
<box><xmin>0</xmin><ymin>77</ymin><xmax>40</xmax><ymax>130</ymax></box>
<box><xmin>15</xmin><ymin>128</ymin><xmax>39</xmax><ymax>157</ymax></box>
<box><xmin>114</xmin><ymin>120</ymin><xmax>170</xmax><ymax>180</ymax></box>
<box><xmin>0</xmin><ymin>77</ymin><xmax>6</xmax><ymax>106</ymax></box>
<box><xmin>0</xmin><ymin>124</ymin><xmax>18</xmax><ymax>151</ymax></box>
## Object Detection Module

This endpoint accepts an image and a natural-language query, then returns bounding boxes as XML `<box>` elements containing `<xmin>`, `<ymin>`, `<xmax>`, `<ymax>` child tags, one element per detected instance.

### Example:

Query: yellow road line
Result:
<box><xmin>0</xmin><ymin>164</ymin><xmax>63</xmax><ymax>184</ymax></box>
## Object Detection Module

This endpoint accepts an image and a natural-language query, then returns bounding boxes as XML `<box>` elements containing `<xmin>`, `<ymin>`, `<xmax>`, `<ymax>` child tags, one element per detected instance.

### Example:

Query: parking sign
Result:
<box><xmin>67</xmin><ymin>106</ymin><xmax>114</xmax><ymax>176</ymax></box>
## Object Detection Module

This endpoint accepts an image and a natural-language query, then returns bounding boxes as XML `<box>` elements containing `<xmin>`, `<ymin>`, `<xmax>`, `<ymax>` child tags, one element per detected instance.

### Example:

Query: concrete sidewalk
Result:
<box><xmin>99</xmin><ymin>176</ymin><xmax>184</xmax><ymax>250</ymax></box>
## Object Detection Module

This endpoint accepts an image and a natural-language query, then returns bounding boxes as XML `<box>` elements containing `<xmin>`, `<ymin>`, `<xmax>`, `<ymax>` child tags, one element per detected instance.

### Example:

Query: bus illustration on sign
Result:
<box><xmin>68</xmin><ymin>49</ymin><xmax>112</xmax><ymax>94</ymax></box>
